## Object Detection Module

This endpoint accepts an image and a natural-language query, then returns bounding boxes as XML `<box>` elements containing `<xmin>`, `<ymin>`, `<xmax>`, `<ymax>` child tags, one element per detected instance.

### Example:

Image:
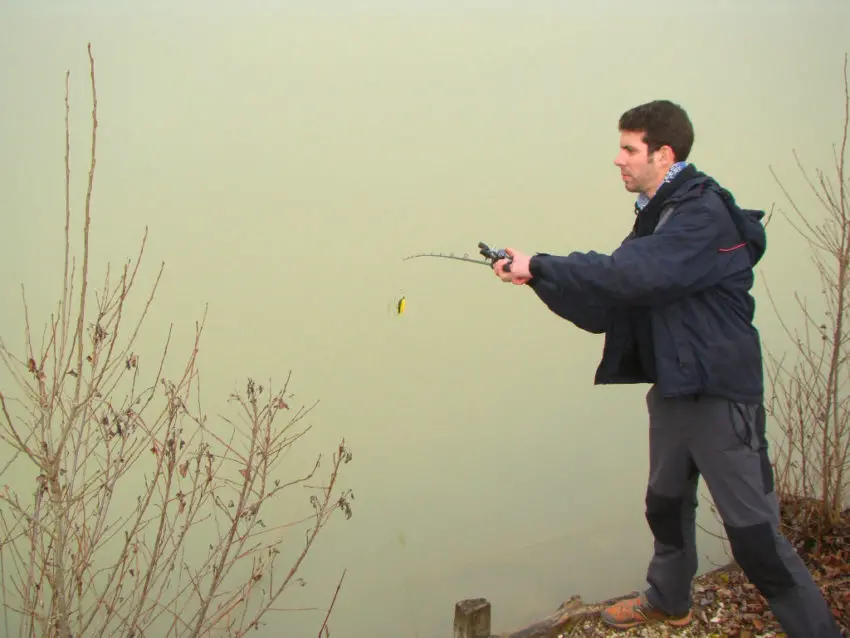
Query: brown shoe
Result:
<box><xmin>600</xmin><ymin>593</ymin><xmax>692</xmax><ymax>629</ymax></box>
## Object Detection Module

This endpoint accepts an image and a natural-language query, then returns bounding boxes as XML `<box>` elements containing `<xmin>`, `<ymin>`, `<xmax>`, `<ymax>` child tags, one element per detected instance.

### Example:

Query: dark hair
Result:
<box><xmin>618</xmin><ymin>100</ymin><xmax>694</xmax><ymax>162</ymax></box>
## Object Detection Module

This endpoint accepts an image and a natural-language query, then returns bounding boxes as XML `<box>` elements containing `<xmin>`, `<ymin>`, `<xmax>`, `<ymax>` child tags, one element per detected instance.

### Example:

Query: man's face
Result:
<box><xmin>614</xmin><ymin>130</ymin><xmax>668</xmax><ymax>197</ymax></box>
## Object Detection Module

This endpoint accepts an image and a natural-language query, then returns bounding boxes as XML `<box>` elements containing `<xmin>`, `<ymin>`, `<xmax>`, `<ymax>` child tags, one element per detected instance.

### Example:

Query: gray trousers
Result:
<box><xmin>643</xmin><ymin>385</ymin><xmax>841</xmax><ymax>638</ymax></box>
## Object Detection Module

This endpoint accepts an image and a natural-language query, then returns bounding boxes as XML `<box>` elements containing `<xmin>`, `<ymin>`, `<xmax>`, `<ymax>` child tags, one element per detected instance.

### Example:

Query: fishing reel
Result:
<box><xmin>478</xmin><ymin>242</ymin><xmax>512</xmax><ymax>271</ymax></box>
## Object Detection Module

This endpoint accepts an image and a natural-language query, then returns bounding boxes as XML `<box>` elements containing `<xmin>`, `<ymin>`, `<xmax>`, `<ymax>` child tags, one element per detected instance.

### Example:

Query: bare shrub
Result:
<box><xmin>0</xmin><ymin>43</ymin><xmax>353</xmax><ymax>638</ymax></box>
<box><xmin>763</xmin><ymin>53</ymin><xmax>850</xmax><ymax>551</ymax></box>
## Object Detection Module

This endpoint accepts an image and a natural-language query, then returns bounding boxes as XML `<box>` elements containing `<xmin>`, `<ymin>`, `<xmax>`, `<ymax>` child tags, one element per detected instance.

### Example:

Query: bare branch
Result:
<box><xmin>766</xmin><ymin>53</ymin><xmax>850</xmax><ymax>550</ymax></box>
<box><xmin>0</xmin><ymin>44</ymin><xmax>353</xmax><ymax>638</ymax></box>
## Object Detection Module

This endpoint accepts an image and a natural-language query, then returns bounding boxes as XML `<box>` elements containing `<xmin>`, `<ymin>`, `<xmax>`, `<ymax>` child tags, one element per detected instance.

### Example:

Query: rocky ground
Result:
<box><xmin>563</xmin><ymin>499</ymin><xmax>850</xmax><ymax>637</ymax></box>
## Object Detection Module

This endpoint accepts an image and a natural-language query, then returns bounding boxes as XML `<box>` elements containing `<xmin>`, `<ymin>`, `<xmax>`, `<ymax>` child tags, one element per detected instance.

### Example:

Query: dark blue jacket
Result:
<box><xmin>526</xmin><ymin>172</ymin><xmax>767</xmax><ymax>404</ymax></box>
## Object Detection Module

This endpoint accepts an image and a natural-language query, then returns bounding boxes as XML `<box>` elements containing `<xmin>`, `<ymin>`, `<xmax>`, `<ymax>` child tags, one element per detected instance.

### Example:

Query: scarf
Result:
<box><xmin>633</xmin><ymin>161</ymin><xmax>693</xmax><ymax>236</ymax></box>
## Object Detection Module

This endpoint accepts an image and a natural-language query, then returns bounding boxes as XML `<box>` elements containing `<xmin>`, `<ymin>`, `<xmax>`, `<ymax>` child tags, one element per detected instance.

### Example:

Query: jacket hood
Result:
<box><xmin>668</xmin><ymin>172</ymin><xmax>767</xmax><ymax>266</ymax></box>
<box><xmin>732</xmin><ymin>205</ymin><xmax>767</xmax><ymax>266</ymax></box>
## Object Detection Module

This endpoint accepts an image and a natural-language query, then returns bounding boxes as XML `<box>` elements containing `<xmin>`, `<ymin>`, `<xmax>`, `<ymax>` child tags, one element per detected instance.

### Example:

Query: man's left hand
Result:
<box><xmin>493</xmin><ymin>247</ymin><xmax>532</xmax><ymax>285</ymax></box>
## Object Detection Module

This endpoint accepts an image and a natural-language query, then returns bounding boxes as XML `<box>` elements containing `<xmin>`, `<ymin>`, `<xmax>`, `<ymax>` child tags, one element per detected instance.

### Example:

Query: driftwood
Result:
<box><xmin>455</xmin><ymin>591</ymin><xmax>639</xmax><ymax>638</ymax></box>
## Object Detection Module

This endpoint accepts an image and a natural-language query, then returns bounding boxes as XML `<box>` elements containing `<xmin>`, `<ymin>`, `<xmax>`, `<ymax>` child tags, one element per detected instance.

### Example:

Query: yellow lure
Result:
<box><xmin>396</xmin><ymin>296</ymin><xmax>406</xmax><ymax>315</ymax></box>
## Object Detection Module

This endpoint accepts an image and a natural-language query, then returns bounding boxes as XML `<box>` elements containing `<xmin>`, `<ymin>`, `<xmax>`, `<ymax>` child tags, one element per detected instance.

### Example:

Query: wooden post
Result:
<box><xmin>453</xmin><ymin>598</ymin><xmax>491</xmax><ymax>638</ymax></box>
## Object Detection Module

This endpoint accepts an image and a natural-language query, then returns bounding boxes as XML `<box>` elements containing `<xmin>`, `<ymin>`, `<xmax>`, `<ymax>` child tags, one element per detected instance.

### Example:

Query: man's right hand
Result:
<box><xmin>493</xmin><ymin>248</ymin><xmax>531</xmax><ymax>285</ymax></box>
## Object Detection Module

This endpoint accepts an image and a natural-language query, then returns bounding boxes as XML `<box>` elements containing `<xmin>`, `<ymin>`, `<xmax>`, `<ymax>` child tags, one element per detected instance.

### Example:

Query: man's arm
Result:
<box><xmin>528</xmin><ymin>204</ymin><xmax>726</xmax><ymax>306</ymax></box>
<box><xmin>521</xmin><ymin>230</ymin><xmax>637</xmax><ymax>334</ymax></box>
<box><xmin>525</xmin><ymin>278</ymin><xmax>610</xmax><ymax>334</ymax></box>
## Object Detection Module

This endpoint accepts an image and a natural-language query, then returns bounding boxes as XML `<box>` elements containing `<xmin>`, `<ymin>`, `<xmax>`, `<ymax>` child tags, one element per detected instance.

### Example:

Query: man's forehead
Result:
<box><xmin>619</xmin><ymin>130</ymin><xmax>646</xmax><ymax>150</ymax></box>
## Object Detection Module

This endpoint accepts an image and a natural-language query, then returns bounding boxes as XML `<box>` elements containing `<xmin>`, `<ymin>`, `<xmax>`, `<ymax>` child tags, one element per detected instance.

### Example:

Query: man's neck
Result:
<box><xmin>636</xmin><ymin>161</ymin><xmax>688</xmax><ymax>211</ymax></box>
<box><xmin>643</xmin><ymin>179</ymin><xmax>665</xmax><ymax>200</ymax></box>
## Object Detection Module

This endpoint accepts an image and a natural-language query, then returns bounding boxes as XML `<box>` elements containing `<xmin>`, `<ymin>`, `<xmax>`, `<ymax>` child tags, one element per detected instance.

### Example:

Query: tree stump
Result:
<box><xmin>454</xmin><ymin>598</ymin><xmax>492</xmax><ymax>638</ymax></box>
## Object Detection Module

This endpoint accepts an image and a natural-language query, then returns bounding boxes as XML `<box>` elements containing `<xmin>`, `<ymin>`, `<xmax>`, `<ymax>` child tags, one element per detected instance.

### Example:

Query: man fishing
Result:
<box><xmin>491</xmin><ymin>100</ymin><xmax>841</xmax><ymax>637</ymax></box>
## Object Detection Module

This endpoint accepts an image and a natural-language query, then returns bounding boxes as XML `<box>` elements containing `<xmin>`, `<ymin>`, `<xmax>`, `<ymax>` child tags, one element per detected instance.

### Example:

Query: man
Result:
<box><xmin>492</xmin><ymin>100</ymin><xmax>841</xmax><ymax>637</ymax></box>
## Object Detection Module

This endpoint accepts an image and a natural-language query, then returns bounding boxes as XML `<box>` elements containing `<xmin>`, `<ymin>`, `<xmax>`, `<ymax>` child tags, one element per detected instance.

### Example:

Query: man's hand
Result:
<box><xmin>493</xmin><ymin>247</ymin><xmax>532</xmax><ymax>285</ymax></box>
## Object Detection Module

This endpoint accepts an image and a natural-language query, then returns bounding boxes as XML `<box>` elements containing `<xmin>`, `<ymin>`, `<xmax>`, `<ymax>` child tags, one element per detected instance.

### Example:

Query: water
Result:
<box><xmin>0</xmin><ymin>1</ymin><xmax>848</xmax><ymax>636</ymax></box>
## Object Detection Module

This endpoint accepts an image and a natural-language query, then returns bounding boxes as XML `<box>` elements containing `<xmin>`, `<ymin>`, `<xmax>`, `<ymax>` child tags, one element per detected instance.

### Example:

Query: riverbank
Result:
<box><xmin>566</xmin><ymin>559</ymin><xmax>847</xmax><ymax>637</ymax></box>
<box><xmin>562</xmin><ymin>499</ymin><xmax>850</xmax><ymax>637</ymax></box>
<box><xmin>476</xmin><ymin>498</ymin><xmax>849</xmax><ymax>637</ymax></box>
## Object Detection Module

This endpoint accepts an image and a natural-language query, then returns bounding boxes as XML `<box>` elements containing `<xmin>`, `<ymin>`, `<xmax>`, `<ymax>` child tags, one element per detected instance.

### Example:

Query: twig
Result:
<box><xmin>317</xmin><ymin>568</ymin><xmax>347</xmax><ymax>638</ymax></box>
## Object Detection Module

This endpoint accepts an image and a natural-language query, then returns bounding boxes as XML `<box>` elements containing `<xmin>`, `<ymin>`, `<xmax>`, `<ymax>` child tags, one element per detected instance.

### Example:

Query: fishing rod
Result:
<box><xmin>402</xmin><ymin>241</ymin><xmax>513</xmax><ymax>271</ymax></box>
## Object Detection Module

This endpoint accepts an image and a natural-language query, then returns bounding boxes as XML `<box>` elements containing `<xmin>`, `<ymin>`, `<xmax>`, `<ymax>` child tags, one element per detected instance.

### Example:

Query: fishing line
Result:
<box><xmin>393</xmin><ymin>242</ymin><xmax>512</xmax><ymax>316</ymax></box>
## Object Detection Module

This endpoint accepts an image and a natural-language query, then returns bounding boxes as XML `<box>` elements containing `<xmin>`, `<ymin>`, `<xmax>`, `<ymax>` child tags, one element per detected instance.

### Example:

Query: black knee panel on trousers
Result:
<box><xmin>724</xmin><ymin>521</ymin><xmax>795</xmax><ymax>599</ymax></box>
<box><xmin>645</xmin><ymin>490</ymin><xmax>685</xmax><ymax>549</ymax></box>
